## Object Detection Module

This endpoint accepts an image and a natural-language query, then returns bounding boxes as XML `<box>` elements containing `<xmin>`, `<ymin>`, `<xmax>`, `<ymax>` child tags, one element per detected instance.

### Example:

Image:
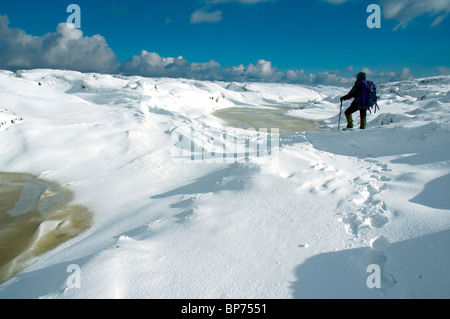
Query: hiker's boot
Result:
<box><xmin>360</xmin><ymin>119</ymin><xmax>366</xmax><ymax>130</ymax></box>
<box><xmin>346</xmin><ymin>114</ymin><xmax>353</xmax><ymax>129</ymax></box>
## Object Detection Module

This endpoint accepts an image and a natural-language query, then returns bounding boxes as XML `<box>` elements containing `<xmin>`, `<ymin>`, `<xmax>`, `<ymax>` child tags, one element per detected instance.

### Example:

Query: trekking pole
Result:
<box><xmin>338</xmin><ymin>100</ymin><xmax>343</xmax><ymax>131</ymax></box>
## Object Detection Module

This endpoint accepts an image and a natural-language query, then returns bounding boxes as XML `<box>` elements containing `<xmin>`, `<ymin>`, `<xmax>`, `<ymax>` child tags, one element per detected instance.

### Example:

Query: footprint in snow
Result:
<box><xmin>337</xmin><ymin>162</ymin><xmax>393</xmax><ymax>236</ymax></box>
<box><xmin>365</xmin><ymin>236</ymin><xmax>397</xmax><ymax>289</ymax></box>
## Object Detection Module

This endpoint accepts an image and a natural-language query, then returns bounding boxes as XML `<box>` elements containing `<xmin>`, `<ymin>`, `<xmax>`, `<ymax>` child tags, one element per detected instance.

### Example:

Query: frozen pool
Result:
<box><xmin>0</xmin><ymin>172</ymin><xmax>91</xmax><ymax>284</ymax></box>
<box><xmin>213</xmin><ymin>105</ymin><xmax>327</xmax><ymax>134</ymax></box>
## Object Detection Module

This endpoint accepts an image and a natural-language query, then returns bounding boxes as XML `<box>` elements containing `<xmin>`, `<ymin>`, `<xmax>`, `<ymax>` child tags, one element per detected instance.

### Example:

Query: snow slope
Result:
<box><xmin>0</xmin><ymin>69</ymin><xmax>449</xmax><ymax>299</ymax></box>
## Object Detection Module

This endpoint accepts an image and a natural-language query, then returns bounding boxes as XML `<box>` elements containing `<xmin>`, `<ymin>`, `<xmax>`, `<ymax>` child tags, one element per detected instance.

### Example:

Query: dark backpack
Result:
<box><xmin>356</xmin><ymin>81</ymin><xmax>379</xmax><ymax>113</ymax></box>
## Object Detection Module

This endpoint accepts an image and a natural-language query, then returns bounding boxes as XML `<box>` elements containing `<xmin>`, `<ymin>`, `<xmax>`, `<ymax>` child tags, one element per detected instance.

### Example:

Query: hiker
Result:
<box><xmin>340</xmin><ymin>72</ymin><xmax>370</xmax><ymax>130</ymax></box>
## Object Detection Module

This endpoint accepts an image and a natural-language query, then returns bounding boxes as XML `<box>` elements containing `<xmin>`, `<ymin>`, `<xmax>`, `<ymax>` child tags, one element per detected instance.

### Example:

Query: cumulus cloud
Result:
<box><xmin>438</xmin><ymin>66</ymin><xmax>450</xmax><ymax>75</ymax></box>
<box><xmin>121</xmin><ymin>54</ymin><xmax>399</xmax><ymax>86</ymax></box>
<box><xmin>281</xmin><ymin>69</ymin><xmax>316</xmax><ymax>84</ymax></box>
<box><xmin>310</xmin><ymin>67</ymin><xmax>415</xmax><ymax>85</ymax></box>
<box><xmin>315</xmin><ymin>71</ymin><xmax>354</xmax><ymax>86</ymax></box>
<box><xmin>121</xmin><ymin>53</ymin><xmax>276</xmax><ymax>82</ymax></box>
<box><xmin>362</xmin><ymin>67</ymin><xmax>413</xmax><ymax>82</ymax></box>
<box><xmin>397</xmin><ymin>68</ymin><xmax>414</xmax><ymax>81</ymax></box>
<box><xmin>0</xmin><ymin>15</ymin><xmax>119</xmax><ymax>73</ymax></box>
<box><xmin>122</xmin><ymin>53</ymin><xmax>309</xmax><ymax>84</ymax></box>
<box><xmin>121</xmin><ymin>50</ymin><xmax>223</xmax><ymax>80</ymax></box>
<box><xmin>244</xmin><ymin>60</ymin><xmax>277</xmax><ymax>81</ymax></box>
<box><xmin>0</xmin><ymin>14</ymin><xmax>419</xmax><ymax>86</ymax></box>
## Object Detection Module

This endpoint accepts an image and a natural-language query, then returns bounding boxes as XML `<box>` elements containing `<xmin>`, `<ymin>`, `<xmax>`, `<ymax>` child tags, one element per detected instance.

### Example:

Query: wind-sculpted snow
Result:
<box><xmin>0</xmin><ymin>69</ymin><xmax>449</xmax><ymax>299</ymax></box>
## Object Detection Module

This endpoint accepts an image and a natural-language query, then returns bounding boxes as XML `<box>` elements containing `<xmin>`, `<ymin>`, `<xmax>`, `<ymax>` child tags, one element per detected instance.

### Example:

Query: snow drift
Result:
<box><xmin>0</xmin><ymin>69</ymin><xmax>449</xmax><ymax>299</ymax></box>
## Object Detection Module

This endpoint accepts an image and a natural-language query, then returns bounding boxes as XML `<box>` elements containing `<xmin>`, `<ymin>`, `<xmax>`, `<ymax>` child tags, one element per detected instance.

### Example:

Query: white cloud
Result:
<box><xmin>346</xmin><ymin>66</ymin><xmax>355</xmax><ymax>73</ymax></box>
<box><xmin>282</xmin><ymin>69</ymin><xmax>316</xmax><ymax>84</ymax></box>
<box><xmin>362</xmin><ymin>67</ymin><xmax>413</xmax><ymax>82</ymax></box>
<box><xmin>193</xmin><ymin>0</ymin><xmax>271</xmax><ymax>24</ymax></box>
<box><xmin>320</xmin><ymin>0</ymin><xmax>450</xmax><ymax>29</ymax></box>
<box><xmin>0</xmin><ymin>14</ymin><xmax>421</xmax><ymax>86</ymax></box>
<box><xmin>439</xmin><ymin>66</ymin><xmax>450</xmax><ymax>75</ymax></box>
<box><xmin>380</xmin><ymin>0</ymin><xmax>450</xmax><ymax>29</ymax></box>
<box><xmin>123</xmin><ymin>53</ymin><xmax>276</xmax><ymax>83</ymax></box>
<box><xmin>244</xmin><ymin>60</ymin><xmax>277</xmax><ymax>80</ymax></box>
<box><xmin>397</xmin><ymin>68</ymin><xmax>413</xmax><ymax>81</ymax></box>
<box><xmin>190</xmin><ymin>9</ymin><xmax>223</xmax><ymax>24</ymax></box>
<box><xmin>0</xmin><ymin>15</ymin><xmax>119</xmax><ymax>73</ymax></box>
<box><xmin>122</xmin><ymin>53</ymin><xmax>282</xmax><ymax>83</ymax></box>
<box><xmin>121</xmin><ymin>50</ymin><xmax>223</xmax><ymax>80</ymax></box>
<box><xmin>315</xmin><ymin>71</ymin><xmax>353</xmax><ymax>86</ymax></box>
<box><xmin>122</xmin><ymin>53</ymin><xmax>416</xmax><ymax>86</ymax></box>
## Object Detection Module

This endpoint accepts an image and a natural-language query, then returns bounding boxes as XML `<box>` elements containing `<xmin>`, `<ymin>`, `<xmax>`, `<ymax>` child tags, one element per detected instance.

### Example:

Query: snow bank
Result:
<box><xmin>0</xmin><ymin>69</ymin><xmax>449</xmax><ymax>299</ymax></box>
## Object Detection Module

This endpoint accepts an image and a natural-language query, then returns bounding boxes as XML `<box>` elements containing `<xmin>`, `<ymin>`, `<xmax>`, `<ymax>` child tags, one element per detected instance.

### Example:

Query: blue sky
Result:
<box><xmin>1</xmin><ymin>0</ymin><xmax>449</xmax><ymax>84</ymax></box>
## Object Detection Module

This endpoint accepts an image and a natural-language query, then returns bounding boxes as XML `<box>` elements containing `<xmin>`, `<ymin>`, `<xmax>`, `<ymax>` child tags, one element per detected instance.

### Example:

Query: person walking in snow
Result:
<box><xmin>340</xmin><ymin>72</ymin><xmax>369</xmax><ymax>130</ymax></box>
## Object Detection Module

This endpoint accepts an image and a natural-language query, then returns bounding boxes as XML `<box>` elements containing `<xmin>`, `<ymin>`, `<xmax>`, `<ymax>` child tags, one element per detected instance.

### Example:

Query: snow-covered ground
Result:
<box><xmin>0</xmin><ymin>69</ymin><xmax>449</xmax><ymax>299</ymax></box>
